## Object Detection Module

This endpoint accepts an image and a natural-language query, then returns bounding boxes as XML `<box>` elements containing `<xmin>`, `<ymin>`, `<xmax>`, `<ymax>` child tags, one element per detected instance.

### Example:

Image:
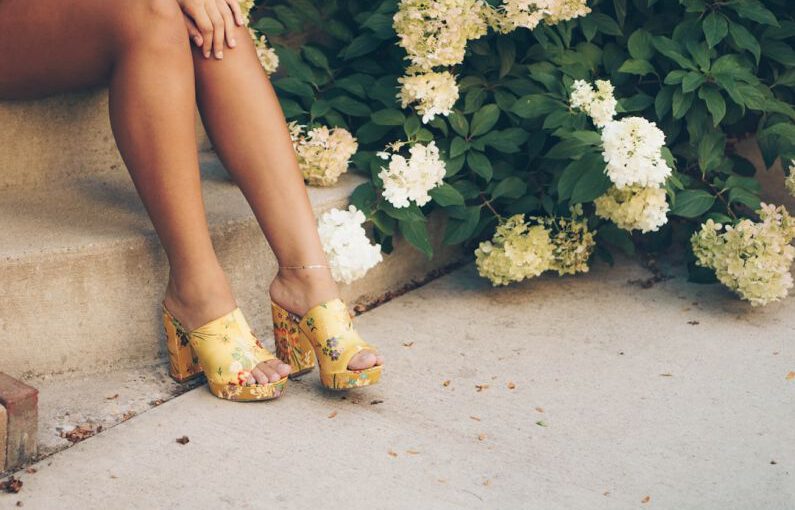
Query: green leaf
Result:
<box><xmin>310</xmin><ymin>99</ymin><xmax>332</xmax><ymax>119</ymax></box>
<box><xmin>492</xmin><ymin>177</ymin><xmax>527</xmax><ymax>199</ymax></box>
<box><xmin>618</xmin><ymin>59</ymin><xmax>656</xmax><ymax>76</ymax></box>
<box><xmin>671</xmin><ymin>190</ymin><xmax>715</xmax><ymax>218</ymax></box>
<box><xmin>653</xmin><ymin>36</ymin><xmax>697</xmax><ymax>70</ymax></box>
<box><xmin>728</xmin><ymin>0</ymin><xmax>779</xmax><ymax>27</ymax></box>
<box><xmin>450</xmin><ymin>137</ymin><xmax>468</xmax><ymax>159</ymax></box>
<box><xmin>682</xmin><ymin>72</ymin><xmax>706</xmax><ymax>93</ymax></box>
<box><xmin>470</xmin><ymin>104</ymin><xmax>501</xmax><ymax>137</ymax></box>
<box><xmin>620</xmin><ymin>93</ymin><xmax>654</xmax><ymax>112</ymax></box>
<box><xmin>278</xmin><ymin>98</ymin><xmax>305</xmax><ymax>118</ymax></box>
<box><xmin>429</xmin><ymin>183</ymin><xmax>465</xmax><ymax>206</ymax></box>
<box><xmin>382</xmin><ymin>202</ymin><xmax>425</xmax><ymax>223</ymax></box>
<box><xmin>330</xmin><ymin>95</ymin><xmax>372</xmax><ymax>116</ymax></box>
<box><xmin>655</xmin><ymin>86</ymin><xmax>675</xmax><ymax>118</ymax></box>
<box><xmin>703</xmin><ymin>13</ymin><xmax>728</xmax><ymax>48</ymax></box>
<box><xmin>598</xmin><ymin>223</ymin><xmax>635</xmax><ymax>255</ymax></box>
<box><xmin>627</xmin><ymin>29</ymin><xmax>654</xmax><ymax>60</ymax></box>
<box><xmin>253</xmin><ymin>17</ymin><xmax>286</xmax><ymax>35</ymax></box>
<box><xmin>497</xmin><ymin>37</ymin><xmax>516</xmax><ymax>79</ymax></box>
<box><xmin>443</xmin><ymin>206</ymin><xmax>481</xmax><ymax>245</ymax></box>
<box><xmin>728</xmin><ymin>187</ymin><xmax>761</xmax><ymax>210</ymax></box>
<box><xmin>571</xmin><ymin>165</ymin><xmax>612</xmax><ymax>204</ymax></box>
<box><xmin>399</xmin><ymin>220</ymin><xmax>433</xmax><ymax>258</ymax></box>
<box><xmin>558</xmin><ymin>153</ymin><xmax>601</xmax><ymax>200</ymax></box>
<box><xmin>467</xmin><ymin>152</ymin><xmax>493</xmax><ymax>181</ymax></box>
<box><xmin>302</xmin><ymin>46</ymin><xmax>330</xmax><ymax>72</ymax></box>
<box><xmin>355</xmin><ymin>122</ymin><xmax>391</xmax><ymax>144</ymax></box>
<box><xmin>698</xmin><ymin>131</ymin><xmax>725</xmax><ymax>173</ymax></box>
<box><xmin>672</xmin><ymin>88</ymin><xmax>695</xmax><ymax>119</ymax></box>
<box><xmin>728</xmin><ymin>21</ymin><xmax>761</xmax><ymax>64</ymax></box>
<box><xmin>350</xmin><ymin>182</ymin><xmax>377</xmax><ymax>213</ymax></box>
<box><xmin>273</xmin><ymin>77</ymin><xmax>315</xmax><ymax>98</ymax></box>
<box><xmin>592</xmin><ymin>13</ymin><xmax>623</xmax><ymax>36</ymax></box>
<box><xmin>404</xmin><ymin>114</ymin><xmax>421</xmax><ymax>138</ymax></box>
<box><xmin>510</xmin><ymin>95</ymin><xmax>560</xmax><ymax>119</ymax></box>
<box><xmin>664</xmin><ymin>70</ymin><xmax>688</xmax><ymax>85</ymax></box>
<box><xmin>371</xmin><ymin>109</ymin><xmax>405</xmax><ymax>126</ymax></box>
<box><xmin>340</xmin><ymin>34</ymin><xmax>381</xmax><ymax>59</ymax></box>
<box><xmin>698</xmin><ymin>86</ymin><xmax>726</xmax><ymax>126</ymax></box>
<box><xmin>448</xmin><ymin>112</ymin><xmax>469</xmax><ymax>137</ymax></box>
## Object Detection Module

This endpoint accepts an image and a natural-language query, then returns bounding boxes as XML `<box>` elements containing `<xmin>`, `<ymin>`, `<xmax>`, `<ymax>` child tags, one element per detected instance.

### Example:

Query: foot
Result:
<box><xmin>269</xmin><ymin>270</ymin><xmax>384</xmax><ymax>370</ymax></box>
<box><xmin>164</xmin><ymin>271</ymin><xmax>291</xmax><ymax>385</ymax></box>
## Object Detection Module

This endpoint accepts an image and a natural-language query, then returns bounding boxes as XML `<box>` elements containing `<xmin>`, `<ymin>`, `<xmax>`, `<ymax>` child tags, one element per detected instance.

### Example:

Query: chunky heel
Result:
<box><xmin>272</xmin><ymin>299</ymin><xmax>382</xmax><ymax>390</ymax></box>
<box><xmin>163</xmin><ymin>305</ymin><xmax>287</xmax><ymax>401</ymax></box>
<box><xmin>272</xmin><ymin>303</ymin><xmax>316</xmax><ymax>377</ymax></box>
<box><xmin>163</xmin><ymin>308</ymin><xmax>202</xmax><ymax>383</ymax></box>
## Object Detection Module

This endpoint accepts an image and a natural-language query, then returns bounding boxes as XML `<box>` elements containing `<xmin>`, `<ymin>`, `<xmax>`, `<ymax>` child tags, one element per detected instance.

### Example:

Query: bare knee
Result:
<box><xmin>116</xmin><ymin>0</ymin><xmax>189</xmax><ymax>55</ymax></box>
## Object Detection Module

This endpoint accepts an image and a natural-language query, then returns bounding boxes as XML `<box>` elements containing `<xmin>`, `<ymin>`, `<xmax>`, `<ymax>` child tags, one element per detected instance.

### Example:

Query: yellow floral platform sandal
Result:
<box><xmin>272</xmin><ymin>297</ymin><xmax>382</xmax><ymax>390</ymax></box>
<box><xmin>163</xmin><ymin>306</ymin><xmax>288</xmax><ymax>401</ymax></box>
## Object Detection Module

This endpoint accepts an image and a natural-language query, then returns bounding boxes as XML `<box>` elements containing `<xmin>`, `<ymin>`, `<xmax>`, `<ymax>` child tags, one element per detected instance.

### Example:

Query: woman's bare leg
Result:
<box><xmin>0</xmin><ymin>0</ymin><xmax>290</xmax><ymax>384</ymax></box>
<box><xmin>191</xmin><ymin>24</ymin><xmax>382</xmax><ymax>369</ymax></box>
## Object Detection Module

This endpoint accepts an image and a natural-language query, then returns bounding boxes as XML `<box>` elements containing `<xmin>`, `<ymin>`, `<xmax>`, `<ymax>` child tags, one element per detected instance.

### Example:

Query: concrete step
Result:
<box><xmin>0</xmin><ymin>90</ymin><xmax>210</xmax><ymax>191</ymax></box>
<box><xmin>0</xmin><ymin>152</ymin><xmax>462</xmax><ymax>379</ymax></box>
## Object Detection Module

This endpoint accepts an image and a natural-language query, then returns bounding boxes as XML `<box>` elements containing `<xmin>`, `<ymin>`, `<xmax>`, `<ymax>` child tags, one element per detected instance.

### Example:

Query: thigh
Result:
<box><xmin>0</xmin><ymin>0</ymin><xmax>123</xmax><ymax>99</ymax></box>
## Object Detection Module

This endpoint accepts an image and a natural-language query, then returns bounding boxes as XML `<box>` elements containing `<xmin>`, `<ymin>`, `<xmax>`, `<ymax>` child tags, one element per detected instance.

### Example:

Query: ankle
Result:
<box><xmin>164</xmin><ymin>269</ymin><xmax>237</xmax><ymax>330</ymax></box>
<box><xmin>269</xmin><ymin>269</ymin><xmax>339</xmax><ymax>316</ymax></box>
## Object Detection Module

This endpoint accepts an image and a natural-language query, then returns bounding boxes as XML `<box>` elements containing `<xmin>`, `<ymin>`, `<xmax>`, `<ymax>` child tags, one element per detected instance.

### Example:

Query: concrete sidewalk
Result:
<box><xmin>1</xmin><ymin>259</ymin><xmax>793</xmax><ymax>509</ymax></box>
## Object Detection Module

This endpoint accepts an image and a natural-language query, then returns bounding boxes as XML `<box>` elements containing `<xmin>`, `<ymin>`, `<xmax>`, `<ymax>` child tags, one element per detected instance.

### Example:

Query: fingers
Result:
<box><xmin>204</xmin><ymin>0</ymin><xmax>226</xmax><ymax>59</ymax></box>
<box><xmin>225</xmin><ymin>0</ymin><xmax>245</xmax><ymax>27</ymax></box>
<box><xmin>215</xmin><ymin>0</ymin><xmax>237</xmax><ymax>49</ymax></box>
<box><xmin>186</xmin><ymin>5</ymin><xmax>215</xmax><ymax>58</ymax></box>
<box><xmin>183</xmin><ymin>14</ymin><xmax>203</xmax><ymax>48</ymax></box>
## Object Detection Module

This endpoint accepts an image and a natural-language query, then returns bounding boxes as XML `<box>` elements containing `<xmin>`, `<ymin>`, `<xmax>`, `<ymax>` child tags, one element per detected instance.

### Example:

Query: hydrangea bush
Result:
<box><xmin>243</xmin><ymin>0</ymin><xmax>795</xmax><ymax>306</ymax></box>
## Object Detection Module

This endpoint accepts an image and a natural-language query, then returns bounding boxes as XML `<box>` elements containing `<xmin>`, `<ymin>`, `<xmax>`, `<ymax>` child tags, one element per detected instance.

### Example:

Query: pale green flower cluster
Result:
<box><xmin>289</xmin><ymin>122</ymin><xmax>358</xmax><ymax>186</ymax></box>
<box><xmin>249</xmin><ymin>29</ymin><xmax>279</xmax><ymax>75</ymax></box>
<box><xmin>594</xmin><ymin>185</ymin><xmax>669</xmax><ymax>233</ymax></box>
<box><xmin>239</xmin><ymin>0</ymin><xmax>255</xmax><ymax>22</ymax></box>
<box><xmin>786</xmin><ymin>161</ymin><xmax>795</xmax><ymax>198</ymax></box>
<box><xmin>475</xmin><ymin>211</ymin><xmax>595</xmax><ymax>285</ymax></box>
<box><xmin>538</xmin><ymin>210</ymin><xmax>597</xmax><ymax>275</ymax></box>
<box><xmin>476</xmin><ymin>215</ymin><xmax>554</xmax><ymax>286</ymax></box>
<box><xmin>393</xmin><ymin>0</ymin><xmax>489</xmax><ymax>70</ymax></box>
<box><xmin>691</xmin><ymin>204</ymin><xmax>795</xmax><ymax>306</ymax></box>
<box><xmin>488</xmin><ymin>0</ymin><xmax>591</xmax><ymax>33</ymax></box>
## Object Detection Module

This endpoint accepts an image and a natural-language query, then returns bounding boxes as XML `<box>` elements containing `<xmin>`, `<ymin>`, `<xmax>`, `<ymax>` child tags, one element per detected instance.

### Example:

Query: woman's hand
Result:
<box><xmin>178</xmin><ymin>0</ymin><xmax>245</xmax><ymax>59</ymax></box>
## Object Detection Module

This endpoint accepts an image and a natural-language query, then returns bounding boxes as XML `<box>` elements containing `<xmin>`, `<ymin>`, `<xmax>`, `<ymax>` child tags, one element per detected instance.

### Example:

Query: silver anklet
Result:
<box><xmin>279</xmin><ymin>264</ymin><xmax>330</xmax><ymax>270</ymax></box>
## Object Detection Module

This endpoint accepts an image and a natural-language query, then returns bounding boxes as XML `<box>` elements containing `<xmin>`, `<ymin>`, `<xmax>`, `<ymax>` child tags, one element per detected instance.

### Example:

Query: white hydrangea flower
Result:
<box><xmin>378</xmin><ymin>141</ymin><xmax>446</xmax><ymax>208</ymax></box>
<box><xmin>398</xmin><ymin>71</ymin><xmax>460</xmax><ymax>123</ymax></box>
<box><xmin>249</xmin><ymin>29</ymin><xmax>279</xmax><ymax>75</ymax></box>
<box><xmin>569</xmin><ymin>79</ymin><xmax>617</xmax><ymax>128</ymax></box>
<box><xmin>594</xmin><ymin>185</ymin><xmax>670</xmax><ymax>233</ymax></box>
<box><xmin>601</xmin><ymin>117</ymin><xmax>672</xmax><ymax>188</ymax></box>
<box><xmin>691</xmin><ymin>203</ymin><xmax>795</xmax><ymax>306</ymax></box>
<box><xmin>786</xmin><ymin>161</ymin><xmax>795</xmax><ymax>198</ymax></box>
<box><xmin>393</xmin><ymin>0</ymin><xmax>489</xmax><ymax>70</ymax></box>
<box><xmin>317</xmin><ymin>206</ymin><xmax>383</xmax><ymax>284</ymax></box>
<box><xmin>489</xmin><ymin>0</ymin><xmax>591</xmax><ymax>32</ymax></box>
<box><xmin>289</xmin><ymin>123</ymin><xmax>358</xmax><ymax>186</ymax></box>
